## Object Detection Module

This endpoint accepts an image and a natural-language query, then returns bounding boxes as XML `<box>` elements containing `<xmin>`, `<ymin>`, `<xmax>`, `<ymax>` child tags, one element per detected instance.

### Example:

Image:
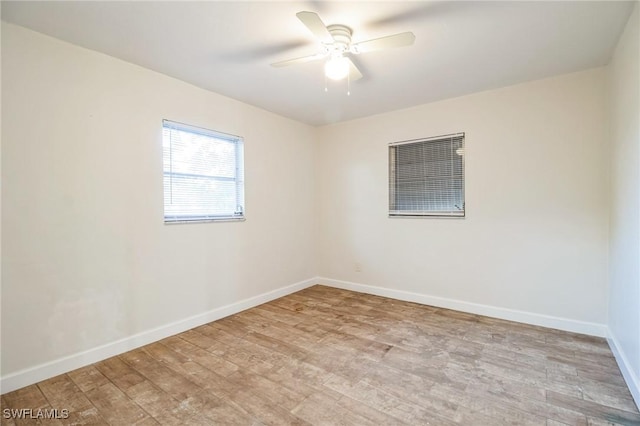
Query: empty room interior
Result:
<box><xmin>1</xmin><ymin>1</ymin><xmax>640</xmax><ymax>424</ymax></box>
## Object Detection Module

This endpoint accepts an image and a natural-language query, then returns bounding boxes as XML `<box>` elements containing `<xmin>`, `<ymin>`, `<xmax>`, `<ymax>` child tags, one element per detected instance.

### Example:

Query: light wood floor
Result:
<box><xmin>2</xmin><ymin>285</ymin><xmax>639</xmax><ymax>425</ymax></box>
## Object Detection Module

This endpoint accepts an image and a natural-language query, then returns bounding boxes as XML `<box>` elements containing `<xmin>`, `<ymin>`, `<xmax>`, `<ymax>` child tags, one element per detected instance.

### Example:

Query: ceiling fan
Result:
<box><xmin>271</xmin><ymin>11</ymin><xmax>416</xmax><ymax>82</ymax></box>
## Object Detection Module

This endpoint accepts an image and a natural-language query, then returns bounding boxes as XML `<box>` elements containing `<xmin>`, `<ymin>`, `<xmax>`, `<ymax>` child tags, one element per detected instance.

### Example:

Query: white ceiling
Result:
<box><xmin>1</xmin><ymin>1</ymin><xmax>635</xmax><ymax>126</ymax></box>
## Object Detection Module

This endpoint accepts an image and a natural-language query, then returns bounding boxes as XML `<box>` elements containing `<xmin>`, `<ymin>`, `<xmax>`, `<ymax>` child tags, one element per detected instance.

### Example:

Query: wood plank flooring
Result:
<box><xmin>2</xmin><ymin>285</ymin><xmax>639</xmax><ymax>425</ymax></box>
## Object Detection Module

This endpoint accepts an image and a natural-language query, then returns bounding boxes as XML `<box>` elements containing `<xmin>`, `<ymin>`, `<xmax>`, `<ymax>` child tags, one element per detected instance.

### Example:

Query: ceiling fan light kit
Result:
<box><xmin>324</xmin><ymin>56</ymin><xmax>350</xmax><ymax>80</ymax></box>
<box><xmin>271</xmin><ymin>11</ymin><xmax>416</xmax><ymax>89</ymax></box>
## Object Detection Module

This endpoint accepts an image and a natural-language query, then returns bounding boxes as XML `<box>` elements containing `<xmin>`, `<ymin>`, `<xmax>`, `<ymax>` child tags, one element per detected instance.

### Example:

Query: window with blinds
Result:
<box><xmin>389</xmin><ymin>133</ymin><xmax>465</xmax><ymax>217</ymax></box>
<box><xmin>163</xmin><ymin>120</ymin><xmax>244</xmax><ymax>223</ymax></box>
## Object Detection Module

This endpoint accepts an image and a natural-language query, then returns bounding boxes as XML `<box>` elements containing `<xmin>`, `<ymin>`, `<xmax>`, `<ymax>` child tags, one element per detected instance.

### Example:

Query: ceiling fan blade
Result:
<box><xmin>347</xmin><ymin>57</ymin><xmax>363</xmax><ymax>81</ymax></box>
<box><xmin>296</xmin><ymin>11</ymin><xmax>334</xmax><ymax>44</ymax></box>
<box><xmin>270</xmin><ymin>53</ymin><xmax>326</xmax><ymax>68</ymax></box>
<box><xmin>351</xmin><ymin>32</ymin><xmax>416</xmax><ymax>54</ymax></box>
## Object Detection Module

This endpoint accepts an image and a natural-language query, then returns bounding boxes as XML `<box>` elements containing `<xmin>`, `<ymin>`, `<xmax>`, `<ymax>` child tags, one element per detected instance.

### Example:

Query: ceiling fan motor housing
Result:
<box><xmin>326</xmin><ymin>24</ymin><xmax>352</xmax><ymax>54</ymax></box>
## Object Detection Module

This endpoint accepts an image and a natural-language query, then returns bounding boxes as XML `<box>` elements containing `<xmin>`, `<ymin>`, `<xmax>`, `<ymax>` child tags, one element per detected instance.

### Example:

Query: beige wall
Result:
<box><xmin>317</xmin><ymin>68</ymin><xmax>609</xmax><ymax>326</ymax></box>
<box><xmin>1</xmin><ymin>23</ymin><xmax>318</xmax><ymax>376</ymax></box>
<box><xmin>607</xmin><ymin>2</ymin><xmax>640</xmax><ymax>402</ymax></box>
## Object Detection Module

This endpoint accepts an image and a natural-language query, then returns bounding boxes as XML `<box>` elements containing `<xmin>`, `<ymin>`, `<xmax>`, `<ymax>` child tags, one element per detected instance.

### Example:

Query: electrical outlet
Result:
<box><xmin>355</xmin><ymin>262</ymin><xmax>362</xmax><ymax>272</ymax></box>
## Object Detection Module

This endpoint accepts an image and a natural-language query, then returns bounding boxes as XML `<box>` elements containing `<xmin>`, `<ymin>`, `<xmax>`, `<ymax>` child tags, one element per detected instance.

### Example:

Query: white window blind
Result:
<box><xmin>163</xmin><ymin>120</ymin><xmax>244</xmax><ymax>223</ymax></box>
<box><xmin>389</xmin><ymin>133</ymin><xmax>465</xmax><ymax>217</ymax></box>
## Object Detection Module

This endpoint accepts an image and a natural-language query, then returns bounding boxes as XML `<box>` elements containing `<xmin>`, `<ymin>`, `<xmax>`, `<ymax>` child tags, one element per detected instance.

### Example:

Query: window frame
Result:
<box><xmin>388</xmin><ymin>132</ymin><xmax>465</xmax><ymax>218</ymax></box>
<box><xmin>162</xmin><ymin>119</ymin><xmax>245</xmax><ymax>224</ymax></box>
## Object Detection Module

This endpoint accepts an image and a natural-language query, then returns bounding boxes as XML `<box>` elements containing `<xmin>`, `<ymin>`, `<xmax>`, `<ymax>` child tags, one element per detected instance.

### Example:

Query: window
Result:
<box><xmin>389</xmin><ymin>133</ymin><xmax>465</xmax><ymax>217</ymax></box>
<box><xmin>163</xmin><ymin>120</ymin><xmax>244</xmax><ymax>223</ymax></box>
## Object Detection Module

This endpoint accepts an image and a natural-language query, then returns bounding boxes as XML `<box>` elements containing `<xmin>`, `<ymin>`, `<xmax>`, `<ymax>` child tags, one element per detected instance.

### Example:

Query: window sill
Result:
<box><xmin>164</xmin><ymin>217</ymin><xmax>246</xmax><ymax>225</ymax></box>
<box><xmin>388</xmin><ymin>214</ymin><xmax>465</xmax><ymax>219</ymax></box>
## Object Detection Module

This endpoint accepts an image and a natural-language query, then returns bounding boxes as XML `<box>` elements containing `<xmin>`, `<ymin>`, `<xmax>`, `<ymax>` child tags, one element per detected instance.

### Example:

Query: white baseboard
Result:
<box><xmin>318</xmin><ymin>277</ymin><xmax>608</xmax><ymax>337</ymax></box>
<box><xmin>1</xmin><ymin>276</ymin><xmax>614</xmax><ymax>395</ymax></box>
<box><xmin>607</xmin><ymin>331</ymin><xmax>640</xmax><ymax>409</ymax></box>
<box><xmin>0</xmin><ymin>277</ymin><xmax>317</xmax><ymax>395</ymax></box>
